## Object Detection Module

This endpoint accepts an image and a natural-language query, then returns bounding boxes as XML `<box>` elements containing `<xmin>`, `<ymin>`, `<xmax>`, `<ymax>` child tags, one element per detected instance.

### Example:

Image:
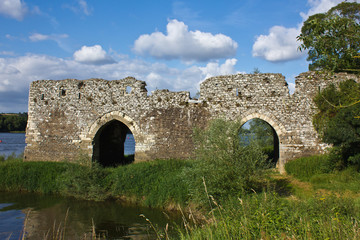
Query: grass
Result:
<box><xmin>0</xmin><ymin>157</ymin><xmax>191</xmax><ymax>207</ymax></box>
<box><xmin>1</xmin><ymin>152</ymin><xmax>360</xmax><ymax>239</ymax></box>
<box><xmin>285</xmin><ymin>154</ymin><xmax>331</xmax><ymax>181</ymax></box>
<box><xmin>286</xmin><ymin>154</ymin><xmax>360</xmax><ymax>195</ymax></box>
<box><xmin>178</xmin><ymin>192</ymin><xmax>360</xmax><ymax>240</ymax></box>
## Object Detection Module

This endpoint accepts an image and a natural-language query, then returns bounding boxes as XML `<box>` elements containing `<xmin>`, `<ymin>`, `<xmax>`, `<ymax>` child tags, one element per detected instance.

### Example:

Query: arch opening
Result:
<box><xmin>239</xmin><ymin>118</ymin><xmax>279</xmax><ymax>167</ymax></box>
<box><xmin>92</xmin><ymin>120</ymin><xmax>135</xmax><ymax>167</ymax></box>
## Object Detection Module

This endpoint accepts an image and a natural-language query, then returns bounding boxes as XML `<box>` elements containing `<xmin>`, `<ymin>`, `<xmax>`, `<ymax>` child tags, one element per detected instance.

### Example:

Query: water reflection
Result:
<box><xmin>0</xmin><ymin>191</ymin><xmax>181</xmax><ymax>239</ymax></box>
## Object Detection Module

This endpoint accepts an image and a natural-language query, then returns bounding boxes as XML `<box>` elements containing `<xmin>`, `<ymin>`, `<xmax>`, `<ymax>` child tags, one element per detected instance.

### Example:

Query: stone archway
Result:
<box><xmin>239</xmin><ymin>112</ymin><xmax>287</xmax><ymax>173</ymax></box>
<box><xmin>83</xmin><ymin>111</ymin><xmax>143</xmax><ymax>166</ymax></box>
<box><xmin>92</xmin><ymin>120</ymin><xmax>133</xmax><ymax>167</ymax></box>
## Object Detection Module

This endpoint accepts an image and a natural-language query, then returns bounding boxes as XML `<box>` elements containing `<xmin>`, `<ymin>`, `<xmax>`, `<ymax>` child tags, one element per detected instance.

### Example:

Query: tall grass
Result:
<box><xmin>285</xmin><ymin>154</ymin><xmax>331</xmax><ymax>181</ymax></box>
<box><xmin>0</xmin><ymin>157</ymin><xmax>191</xmax><ymax>207</ymax></box>
<box><xmin>108</xmin><ymin>159</ymin><xmax>191</xmax><ymax>207</ymax></box>
<box><xmin>285</xmin><ymin>154</ymin><xmax>360</xmax><ymax>193</ymax></box>
<box><xmin>179</xmin><ymin>192</ymin><xmax>360</xmax><ymax>239</ymax></box>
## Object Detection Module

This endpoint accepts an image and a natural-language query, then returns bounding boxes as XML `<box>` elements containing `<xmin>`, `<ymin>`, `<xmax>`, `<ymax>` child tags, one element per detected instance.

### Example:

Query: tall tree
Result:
<box><xmin>297</xmin><ymin>2</ymin><xmax>360</xmax><ymax>72</ymax></box>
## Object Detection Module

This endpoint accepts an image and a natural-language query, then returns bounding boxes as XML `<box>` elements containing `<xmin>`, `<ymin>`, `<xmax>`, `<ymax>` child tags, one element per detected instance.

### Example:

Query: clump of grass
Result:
<box><xmin>109</xmin><ymin>159</ymin><xmax>191</xmax><ymax>207</ymax></box>
<box><xmin>0</xmin><ymin>160</ymin><xmax>69</xmax><ymax>193</ymax></box>
<box><xmin>285</xmin><ymin>154</ymin><xmax>331</xmax><ymax>181</ymax></box>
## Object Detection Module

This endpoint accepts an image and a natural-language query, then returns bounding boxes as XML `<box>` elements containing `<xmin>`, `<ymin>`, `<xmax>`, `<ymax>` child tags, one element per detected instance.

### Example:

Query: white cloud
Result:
<box><xmin>199</xmin><ymin>58</ymin><xmax>239</xmax><ymax>80</ymax></box>
<box><xmin>64</xmin><ymin>0</ymin><xmax>92</xmax><ymax>16</ymax></box>
<box><xmin>300</xmin><ymin>0</ymin><xmax>353</xmax><ymax>20</ymax></box>
<box><xmin>252</xmin><ymin>25</ymin><xmax>303</xmax><ymax>62</ymax></box>
<box><xmin>134</xmin><ymin>19</ymin><xmax>238</xmax><ymax>62</ymax></box>
<box><xmin>288</xmin><ymin>82</ymin><xmax>296</xmax><ymax>94</ymax></box>
<box><xmin>29</xmin><ymin>33</ymin><xmax>49</xmax><ymax>41</ymax></box>
<box><xmin>252</xmin><ymin>0</ymin><xmax>353</xmax><ymax>62</ymax></box>
<box><xmin>29</xmin><ymin>33</ymin><xmax>68</xmax><ymax>42</ymax></box>
<box><xmin>0</xmin><ymin>0</ymin><xmax>27</xmax><ymax>20</ymax></box>
<box><xmin>78</xmin><ymin>0</ymin><xmax>91</xmax><ymax>15</ymax></box>
<box><xmin>0</xmin><ymin>51</ymin><xmax>15</xmax><ymax>56</ymax></box>
<box><xmin>73</xmin><ymin>45</ymin><xmax>115</xmax><ymax>65</ymax></box>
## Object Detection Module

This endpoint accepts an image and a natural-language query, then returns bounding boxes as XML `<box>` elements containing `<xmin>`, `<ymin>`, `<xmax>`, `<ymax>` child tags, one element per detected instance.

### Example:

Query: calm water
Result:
<box><xmin>0</xmin><ymin>133</ymin><xmax>136</xmax><ymax>157</ymax></box>
<box><xmin>0</xmin><ymin>134</ymin><xmax>171</xmax><ymax>239</ymax></box>
<box><xmin>0</xmin><ymin>133</ymin><xmax>26</xmax><ymax>157</ymax></box>
<box><xmin>0</xmin><ymin>191</ymin><xmax>181</xmax><ymax>239</ymax></box>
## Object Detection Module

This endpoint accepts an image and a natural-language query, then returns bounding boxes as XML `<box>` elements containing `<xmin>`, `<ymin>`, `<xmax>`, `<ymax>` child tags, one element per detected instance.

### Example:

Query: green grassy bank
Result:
<box><xmin>2</xmin><ymin>118</ymin><xmax>360</xmax><ymax>239</ymax></box>
<box><xmin>1</xmin><ymin>155</ymin><xmax>360</xmax><ymax>239</ymax></box>
<box><xmin>0</xmin><ymin>156</ymin><xmax>191</xmax><ymax>207</ymax></box>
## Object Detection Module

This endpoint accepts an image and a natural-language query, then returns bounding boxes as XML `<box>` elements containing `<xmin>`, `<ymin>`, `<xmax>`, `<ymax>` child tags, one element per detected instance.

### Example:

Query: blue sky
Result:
<box><xmin>0</xmin><ymin>0</ymin><xmax>357</xmax><ymax>112</ymax></box>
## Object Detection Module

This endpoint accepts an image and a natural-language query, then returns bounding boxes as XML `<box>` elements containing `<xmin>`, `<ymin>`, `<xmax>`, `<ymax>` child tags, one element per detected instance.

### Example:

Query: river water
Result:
<box><xmin>0</xmin><ymin>133</ymin><xmax>135</xmax><ymax>157</ymax></box>
<box><xmin>0</xmin><ymin>191</ymin><xmax>182</xmax><ymax>239</ymax></box>
<box><xmin>0</xmin><ymin>133</ymin><xmax>180</xmax><ymax>239</ymax></box>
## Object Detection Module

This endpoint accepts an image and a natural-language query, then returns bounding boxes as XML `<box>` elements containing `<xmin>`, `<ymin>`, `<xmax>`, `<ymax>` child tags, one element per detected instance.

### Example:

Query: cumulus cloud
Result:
<box><xmin>199</xmin><ymin>58</ymin><xmax>239</xmax><ymax>80</ymax></box>
<box><xmin>252</xmin><ymin>0</ymin><xmax>352</xmax><ymax>62</ymax></box>
<box><xmin>252</xmin><ymin>25</ymin><xmax>302</xmax><ymax>62</ymax></box>
<box><xmin>134</xmin><ymin>19</ymin><xmax>238</xmax><ymax>62</ymax></box>
<box><xmin>0</xmin><ymin>0</ymin><xmax>27</xmax><ymax>20</ymax></box>
<box><xmin>73</xmin><ymin>45</ymin><xmax>115</xmax><ymax>65</ymax></box>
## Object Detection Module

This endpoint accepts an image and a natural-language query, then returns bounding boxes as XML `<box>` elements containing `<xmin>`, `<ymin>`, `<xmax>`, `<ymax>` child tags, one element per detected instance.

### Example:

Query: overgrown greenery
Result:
<box><xmin>1</xmin><ymin>119</ymin><xmax>360</xmax><ymax>239</ymax></box>
<box><xmin>183</xmin><ymin>119</ymin><xmax>268</xmax><ymax>204</ymax></box>
<box><xmin>179</xmin><ymin>192</ymin><xmax>360</xmax><ymax>240</ymax></box>
<box><xmin>0</xmin><ymin>112</ymin><xmax>28</xmax><ymax>132</ymax></box>
<box><xmin>297</xmin><ymin>2</ymin><xmax>360</xmax><ymax>72</ymax></box>
<box><xmin>180</xmin><ymin>153</ymin><xmax>360</xmax><ymax>239</ymax></box>
<box><xmin>286</xmin><ymin>154</ymin><xmax>360</xmax><ymax>194</ymax></box>
<box><xmin>313</xmin><ymin>79</ymin><xmax>360</xmax><ymax>169</ymax></box>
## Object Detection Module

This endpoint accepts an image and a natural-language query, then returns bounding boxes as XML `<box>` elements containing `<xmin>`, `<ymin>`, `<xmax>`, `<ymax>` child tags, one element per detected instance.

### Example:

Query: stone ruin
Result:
<box><xmin>24</xmin><ymin>71</ymin><xmax>359</xmax><ymax>172</ymax></box>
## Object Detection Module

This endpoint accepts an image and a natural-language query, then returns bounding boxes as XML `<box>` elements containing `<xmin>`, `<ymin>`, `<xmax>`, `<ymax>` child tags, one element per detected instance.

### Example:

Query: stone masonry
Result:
<box><xmin>24</xmin><ymin>71</ymin><xmax>360</xmax><ymax>172</ymax></box>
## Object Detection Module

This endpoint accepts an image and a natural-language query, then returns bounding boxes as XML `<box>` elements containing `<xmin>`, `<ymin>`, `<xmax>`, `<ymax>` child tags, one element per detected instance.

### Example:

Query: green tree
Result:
<box><xmin>313</xmin><ymin>80</ymin><xmax>360</xmax><ymax>169</ymax></box>
<box><xmin>297</xmin><ymin>2</ymin><xmax>360</xmax><ymax>72</ymax></box>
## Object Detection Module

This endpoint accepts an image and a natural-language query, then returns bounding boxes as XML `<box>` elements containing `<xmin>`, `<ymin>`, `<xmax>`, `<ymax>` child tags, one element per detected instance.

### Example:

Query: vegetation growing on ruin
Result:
<box><xmin>312</xmin><ymin>79</ymin><xmax>360</xmax><ymax>171</ymax></box>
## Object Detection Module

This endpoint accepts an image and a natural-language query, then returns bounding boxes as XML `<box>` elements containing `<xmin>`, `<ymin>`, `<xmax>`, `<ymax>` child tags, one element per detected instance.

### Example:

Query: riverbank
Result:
<box><xmin>1</xmin><ymin>155</ymin><xmax>360</xmax><ymax>239</ymax></box>
<box><xmin>0</xmin><ymin>157</ymin><xmax>191</xmax><ymax>208</ymax></box>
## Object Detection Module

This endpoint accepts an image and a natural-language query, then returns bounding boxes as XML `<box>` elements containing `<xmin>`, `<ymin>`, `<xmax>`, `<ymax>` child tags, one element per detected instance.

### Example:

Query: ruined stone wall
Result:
<box><xmin>25</xmin><ymin>77</ymin><xmax>209</xmax><ymax>163</ymax></box>
<box><xmin>25</xmin><ymin>72</ymin><xmax>359</xmax><ymax>172</ymax></box>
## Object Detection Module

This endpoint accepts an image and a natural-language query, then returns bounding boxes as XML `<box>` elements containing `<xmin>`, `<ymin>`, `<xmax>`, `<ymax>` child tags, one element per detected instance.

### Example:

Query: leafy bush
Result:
<box><xmin>183</xmin><ymin>119</ymin><xmax>268</xmax><ymax>204</ymax></box>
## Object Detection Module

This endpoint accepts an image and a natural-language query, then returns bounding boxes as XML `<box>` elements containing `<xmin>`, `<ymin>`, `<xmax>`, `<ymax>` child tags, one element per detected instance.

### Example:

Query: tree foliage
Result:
<box><xmin>313</xmin><ymin>80</ymin><xmax>360</xmax><ymax>169</ymax></box>
<box><xmin>297</xmin><ymin>2</ymin><xmax>360</xmax><ymax>72</ymax></box>
<box><xmin>0</xmin><ymin>113</ymin><xmax>28</xmax><ymax>132</ymax></box>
